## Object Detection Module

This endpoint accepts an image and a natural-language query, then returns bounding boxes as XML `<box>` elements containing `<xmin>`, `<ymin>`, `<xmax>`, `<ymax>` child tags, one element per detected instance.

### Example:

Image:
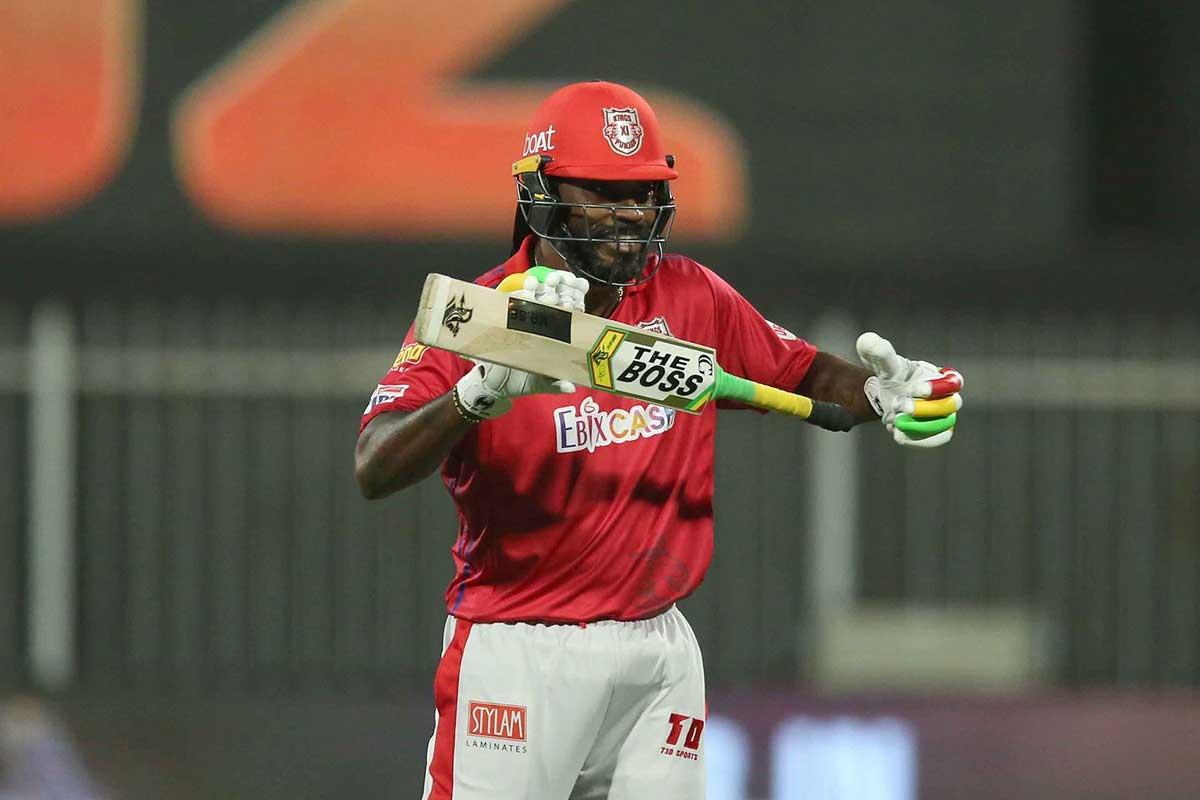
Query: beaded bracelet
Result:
<box><xmin>451</xmin><ymin>387</ymin><xmax>484</xmax><ymax>424</ymax></box>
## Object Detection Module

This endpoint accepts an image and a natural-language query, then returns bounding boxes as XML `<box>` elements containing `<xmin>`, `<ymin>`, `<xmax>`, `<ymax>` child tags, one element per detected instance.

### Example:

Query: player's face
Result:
<box><xmin>554</xmin><ymin>180</ymin><xmax>660</xmax><ymax>284</ymax></box>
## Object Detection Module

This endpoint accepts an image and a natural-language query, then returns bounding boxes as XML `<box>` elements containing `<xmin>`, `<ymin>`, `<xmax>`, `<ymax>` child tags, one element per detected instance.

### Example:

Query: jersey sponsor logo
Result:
<box><xmin>659</xmin><ymin>713</ymin><xmax>704</xmax><ymax>762</ymax></box>
<box><xmin>554</xmin><ymin>396</ymin><xmax>676</xmax><ymax>454</ymax></box>
<box><xmin>602</xmin><ymin>107</ymin><xmax>645</xmax><ymax>157</ymax></box>
<box><xmin>767</xmin><ymin>320</ymin><xmax>798</xmax><ymax>341</ymax></box>
<box><xmin>390</xmin><ymin>343</ymin><xmax>428</xmax><ymax>370</ymax></box>
<box><xmin>442</xmin><ymin>294</ymin><xmax>473</xmax><ymax>336</ymax></box>
<box><xmin>521</xmin><ymin>124</ymin><xmax>556</xmax><ymax>157</ymax></box>
<box><xmin>468</xmin><ymin>702</ymin><xmax>527</xmax><ymax>741</ymax></box>
<box><xmin>363</xmin><ymin>383</ymin><xmax>409</xmax><ymax>413</ymax></box>
<box><xmin>636</xmin><ymin>315</ymin><xmax>673</xmax><ymax>336</ymax></box>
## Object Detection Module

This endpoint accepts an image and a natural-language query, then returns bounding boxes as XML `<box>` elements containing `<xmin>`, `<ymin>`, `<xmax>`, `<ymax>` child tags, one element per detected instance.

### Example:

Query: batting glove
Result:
<box><xmin>856</xmin><ymin>332</ymin><xmax>964</xmax><ymax>448</ymax></box>
<box><xmin>453</xmin><ymin>269</ymin><xmax>589</xmax><ymax>421</ymax></box>
<box><xmin>504</xmin><ymin>267</ymin><xmax>588</xmax><ymax>312</ymax></box>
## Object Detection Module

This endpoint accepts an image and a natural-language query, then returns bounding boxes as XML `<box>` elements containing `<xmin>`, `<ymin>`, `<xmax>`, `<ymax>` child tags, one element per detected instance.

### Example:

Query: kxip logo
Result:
<box><xmin>636</xmin><ymin>316</ymin><xmax>673</xmax><ymax>336</ymax></box>
<box><xmin>602</xmin><ymin>106</ymin><xmax>645</xmax><ymax>156</ymax></box>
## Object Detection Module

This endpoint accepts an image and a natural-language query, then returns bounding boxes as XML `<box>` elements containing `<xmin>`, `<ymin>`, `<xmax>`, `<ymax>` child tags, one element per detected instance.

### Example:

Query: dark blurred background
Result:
<box><xmin>2</xmin><ymin>1</ymin><xmax>1200</xmax><ymax>798</ymax></box>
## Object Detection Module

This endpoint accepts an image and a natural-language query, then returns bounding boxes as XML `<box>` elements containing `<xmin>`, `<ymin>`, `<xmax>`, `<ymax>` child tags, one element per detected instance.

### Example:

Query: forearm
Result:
<box><xmin>354</xmin><ymin>392</ymin><xmax>475</xmax><ymax>499</ymax></box>
<box><xmin>796</xmin><ymin>351</ymin><xmax>879</xmax><ymax>425</ymax></box>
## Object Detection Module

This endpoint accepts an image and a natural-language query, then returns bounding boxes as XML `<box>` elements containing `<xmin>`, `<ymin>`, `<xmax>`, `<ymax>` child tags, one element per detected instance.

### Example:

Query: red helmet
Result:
<box><xmin>511</xmin><ymin>81</ymin><xmax>678</xmax><ymax>285</ymax></box>
<box><xmin>518</xmin><ymin>81</ymin><xmax>678</xmax><ymax>181</ymax></box>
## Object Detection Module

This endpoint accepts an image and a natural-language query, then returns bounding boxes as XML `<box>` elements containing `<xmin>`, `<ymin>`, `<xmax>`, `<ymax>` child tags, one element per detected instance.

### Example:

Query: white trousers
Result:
<box><xmin>420</xmin><ymin>606</ymin><xmax>707</xmax><ymax>800</ymax></box>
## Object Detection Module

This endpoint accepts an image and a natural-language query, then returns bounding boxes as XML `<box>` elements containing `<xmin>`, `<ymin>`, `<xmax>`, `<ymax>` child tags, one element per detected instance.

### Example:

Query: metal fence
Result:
<box><xmin>0</xmin><ymin>303</ymin><xmax>27</xmax><ymax>689</ymax></box>
<box><xmin>5</xmin><ymin>299</ymin><xmax>1199</xmax><ymax>694</ymax></box>
<box><xmin>857</xmin><ymin>309</ymin><xmax>1200</xmax><ymax>686</ymax></box>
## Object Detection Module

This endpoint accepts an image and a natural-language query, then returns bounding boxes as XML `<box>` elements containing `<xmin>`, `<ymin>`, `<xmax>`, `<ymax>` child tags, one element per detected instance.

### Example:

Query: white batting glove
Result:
<box><xmin>453</xmin><ymin>269</ymin><xmax>588</xmax><ymax>421</ymax></box>
<box><xmin>510</xmin><ymin>269</ymin><xmax>588</xmax><ymax>312</ymax></box>
<box><xmin>856</xmin><ymin>332</ymin><xmax>964</xmax><ymax>449</ymax></box>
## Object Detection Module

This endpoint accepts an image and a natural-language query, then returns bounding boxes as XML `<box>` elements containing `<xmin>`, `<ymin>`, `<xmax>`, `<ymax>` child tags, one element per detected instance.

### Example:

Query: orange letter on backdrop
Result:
<box><xmin>0</xmin><ymin>0</ymin><xmax>139</xmax><ymax>221</ymax></box>
<box><xmin>172</xmin><ymin>0</ymin><xmax>746</xmax><ymax>241</ymax></box>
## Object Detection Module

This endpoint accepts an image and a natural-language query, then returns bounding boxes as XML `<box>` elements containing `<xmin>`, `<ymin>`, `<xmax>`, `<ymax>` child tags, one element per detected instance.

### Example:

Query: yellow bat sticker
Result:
<box><xmin>588</xmin><ymin>329</ymin><xmax>626</xmax><ymax>390</ymax></box>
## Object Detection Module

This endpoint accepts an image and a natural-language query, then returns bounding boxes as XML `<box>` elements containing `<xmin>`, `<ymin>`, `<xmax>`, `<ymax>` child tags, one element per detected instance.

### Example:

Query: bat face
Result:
<box><xmin>415</xmin><ymin>273</ymin><xmax>718</xmax><ymax>414</ymax></box>
<box><xmin>414</xmin><ymin>274</ymin><xmax>848</xmax><ymax>427</ymax></box>
<box><xmin>588</xmin><ymin>327</ymin><xmax>716</xmax><ymax>411</ymax></box>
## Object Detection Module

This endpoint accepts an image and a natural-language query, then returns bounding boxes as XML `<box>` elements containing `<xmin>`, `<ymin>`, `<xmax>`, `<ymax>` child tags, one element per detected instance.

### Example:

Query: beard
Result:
<box><xmin>555</xmin><ymin>223</ymin><xmax>654</xmax><ymax>285</ymax></box>
<box><xmin>557</xmin><ymin>239</ymin><xmax>649</xmax><ymax>284</ymax></box>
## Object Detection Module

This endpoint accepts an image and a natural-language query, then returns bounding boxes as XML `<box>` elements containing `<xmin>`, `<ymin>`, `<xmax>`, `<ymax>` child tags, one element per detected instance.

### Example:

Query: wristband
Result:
<box><xmin>451</xmin><ymin>386</ymin><xmax>485</xmax><ymax>424</ymax></box>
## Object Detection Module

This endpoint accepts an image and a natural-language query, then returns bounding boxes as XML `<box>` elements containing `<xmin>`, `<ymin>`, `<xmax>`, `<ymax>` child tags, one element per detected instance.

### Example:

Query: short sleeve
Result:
<box><xmin>359</xmin><ymin>322</ymin><xmax>472</xmax><ymax>431</ymax></box>
<box><xmin>708</xmin><ymin>271</ymin><xmax>817</xmax><ymax>411</ymax></box>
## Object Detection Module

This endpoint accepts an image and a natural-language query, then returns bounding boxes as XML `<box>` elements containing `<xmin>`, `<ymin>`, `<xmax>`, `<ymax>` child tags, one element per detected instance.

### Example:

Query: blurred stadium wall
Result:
<box><xmin>3</xmin><ymin>1</ymin><xmax>1200</xmax><ymax>798</ymax></box>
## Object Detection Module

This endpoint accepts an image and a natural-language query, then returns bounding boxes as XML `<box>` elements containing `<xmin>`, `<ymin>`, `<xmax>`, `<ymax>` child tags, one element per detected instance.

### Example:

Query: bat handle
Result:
<box><xmin>714</xmin><ymin>370</ymin><xmax>857</xmax><ymax>431</ymax></box>
<box><xmin>805</xmin><ymin>400</ymin><xmax>857</xmax><ymax>432</ymax></box>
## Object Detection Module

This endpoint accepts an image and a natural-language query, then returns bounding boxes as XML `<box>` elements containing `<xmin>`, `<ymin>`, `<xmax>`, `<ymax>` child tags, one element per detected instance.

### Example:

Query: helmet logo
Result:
<box><xmin>601</xmin><ymin>107</ymin><xmax>645</xmax><ymax>157</ymax></box>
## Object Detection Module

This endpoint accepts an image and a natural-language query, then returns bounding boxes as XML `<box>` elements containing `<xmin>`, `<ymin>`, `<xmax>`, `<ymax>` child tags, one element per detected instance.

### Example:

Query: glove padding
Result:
<box><xmin>510</xmin><ymin>269</ymin><xmax>588</xmax><ymax>312</ymax></box>
<box><xmin>454</xmin><ymin>269</ymin><xmax>588</xmax><ymax>420</ymax></box>
<box><xmin>856</xmin><ymin>332</ymin><xmax>963</xmax><ymax>449</ymax></box>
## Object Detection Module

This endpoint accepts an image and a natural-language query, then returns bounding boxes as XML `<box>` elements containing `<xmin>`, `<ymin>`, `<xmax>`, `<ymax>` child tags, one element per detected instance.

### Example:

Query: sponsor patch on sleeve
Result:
<box><xmin>364</xmin><ymin>383</ymin><xmax>410</xmax><ymax>413</ymax></box>
<box><xmin>391</xmin><ymin>343</ymin><xmax>429</xmax><ymax>371</ymax></box>
<box><xmin>767</xmin><ymin>320</ymin><xmax>798</xmax><ymax>341</ymax></box>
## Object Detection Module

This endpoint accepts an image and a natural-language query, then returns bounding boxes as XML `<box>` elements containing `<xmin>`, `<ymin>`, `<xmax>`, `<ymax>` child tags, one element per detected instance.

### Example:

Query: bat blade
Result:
<box><xmin>414</xmin><ymin>273</ymin><xmax>718</xmax><ymax>413</ymax></box>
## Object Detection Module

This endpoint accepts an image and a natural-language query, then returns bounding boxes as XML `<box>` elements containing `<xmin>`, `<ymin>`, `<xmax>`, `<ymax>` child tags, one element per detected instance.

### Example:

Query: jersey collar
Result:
<box><xmin>501</xmin><ymin>235</ymin><xmax>537</xmax><ymax>277</ymax></box>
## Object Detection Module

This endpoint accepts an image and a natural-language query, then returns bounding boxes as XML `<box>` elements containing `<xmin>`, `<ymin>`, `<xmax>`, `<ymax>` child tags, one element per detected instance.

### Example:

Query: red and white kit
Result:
<box><xmin>362</xmin><ymin>237</ymin><xmax>816</xmax><ymax>798</ymax></box>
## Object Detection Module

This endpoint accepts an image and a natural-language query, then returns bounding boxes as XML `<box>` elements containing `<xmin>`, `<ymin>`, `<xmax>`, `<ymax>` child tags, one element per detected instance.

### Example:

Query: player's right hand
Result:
<box><xmin>452</xmin><ymin>269</ymin><xmax>588</xmax><ymax>421</ymax></box>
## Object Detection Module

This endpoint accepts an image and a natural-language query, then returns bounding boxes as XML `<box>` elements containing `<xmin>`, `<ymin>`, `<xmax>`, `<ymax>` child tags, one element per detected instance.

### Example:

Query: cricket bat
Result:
<box><xmin>414</xmin><ymin>273</ymin><xmax>857</xmax><ymax>431</ymax></box>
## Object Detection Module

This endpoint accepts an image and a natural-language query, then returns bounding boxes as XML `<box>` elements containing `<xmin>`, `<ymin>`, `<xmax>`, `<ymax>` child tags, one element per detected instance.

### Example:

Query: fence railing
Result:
<box><xmin>4</xmin><ymin>301</ymin><xmax>1199</xmax><ymax>692</ymax></box>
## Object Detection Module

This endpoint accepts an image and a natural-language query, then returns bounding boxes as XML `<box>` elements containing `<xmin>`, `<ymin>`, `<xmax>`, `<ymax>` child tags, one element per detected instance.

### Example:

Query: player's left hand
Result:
<box><xmin>856</xmin><ymin>332</ymin><xmax>963</xmax><ymax>448</ymax></box>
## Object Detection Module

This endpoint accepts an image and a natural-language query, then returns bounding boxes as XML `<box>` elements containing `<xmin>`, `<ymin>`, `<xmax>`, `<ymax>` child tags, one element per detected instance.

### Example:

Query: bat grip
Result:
<box><xmin>715</xmin><ymin>370</ymin><xmax>857</xmax><ymax>431</ymax></box>
<box><xmin>747</xmin><ymin>383</ymin><xmax>814</xmax><ymax>418</ymax></box>
<box><xmin>805</xmin><ymin>400</ymin><xmax>858</xmax><ymax>432</ymax></box>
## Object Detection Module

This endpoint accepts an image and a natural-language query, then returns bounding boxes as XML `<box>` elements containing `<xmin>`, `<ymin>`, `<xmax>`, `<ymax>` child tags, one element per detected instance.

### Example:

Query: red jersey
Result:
<box><xmin>361</xmin><ymin>237</ymin><xmax>816</xmax><ymax>624</ymax></box>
